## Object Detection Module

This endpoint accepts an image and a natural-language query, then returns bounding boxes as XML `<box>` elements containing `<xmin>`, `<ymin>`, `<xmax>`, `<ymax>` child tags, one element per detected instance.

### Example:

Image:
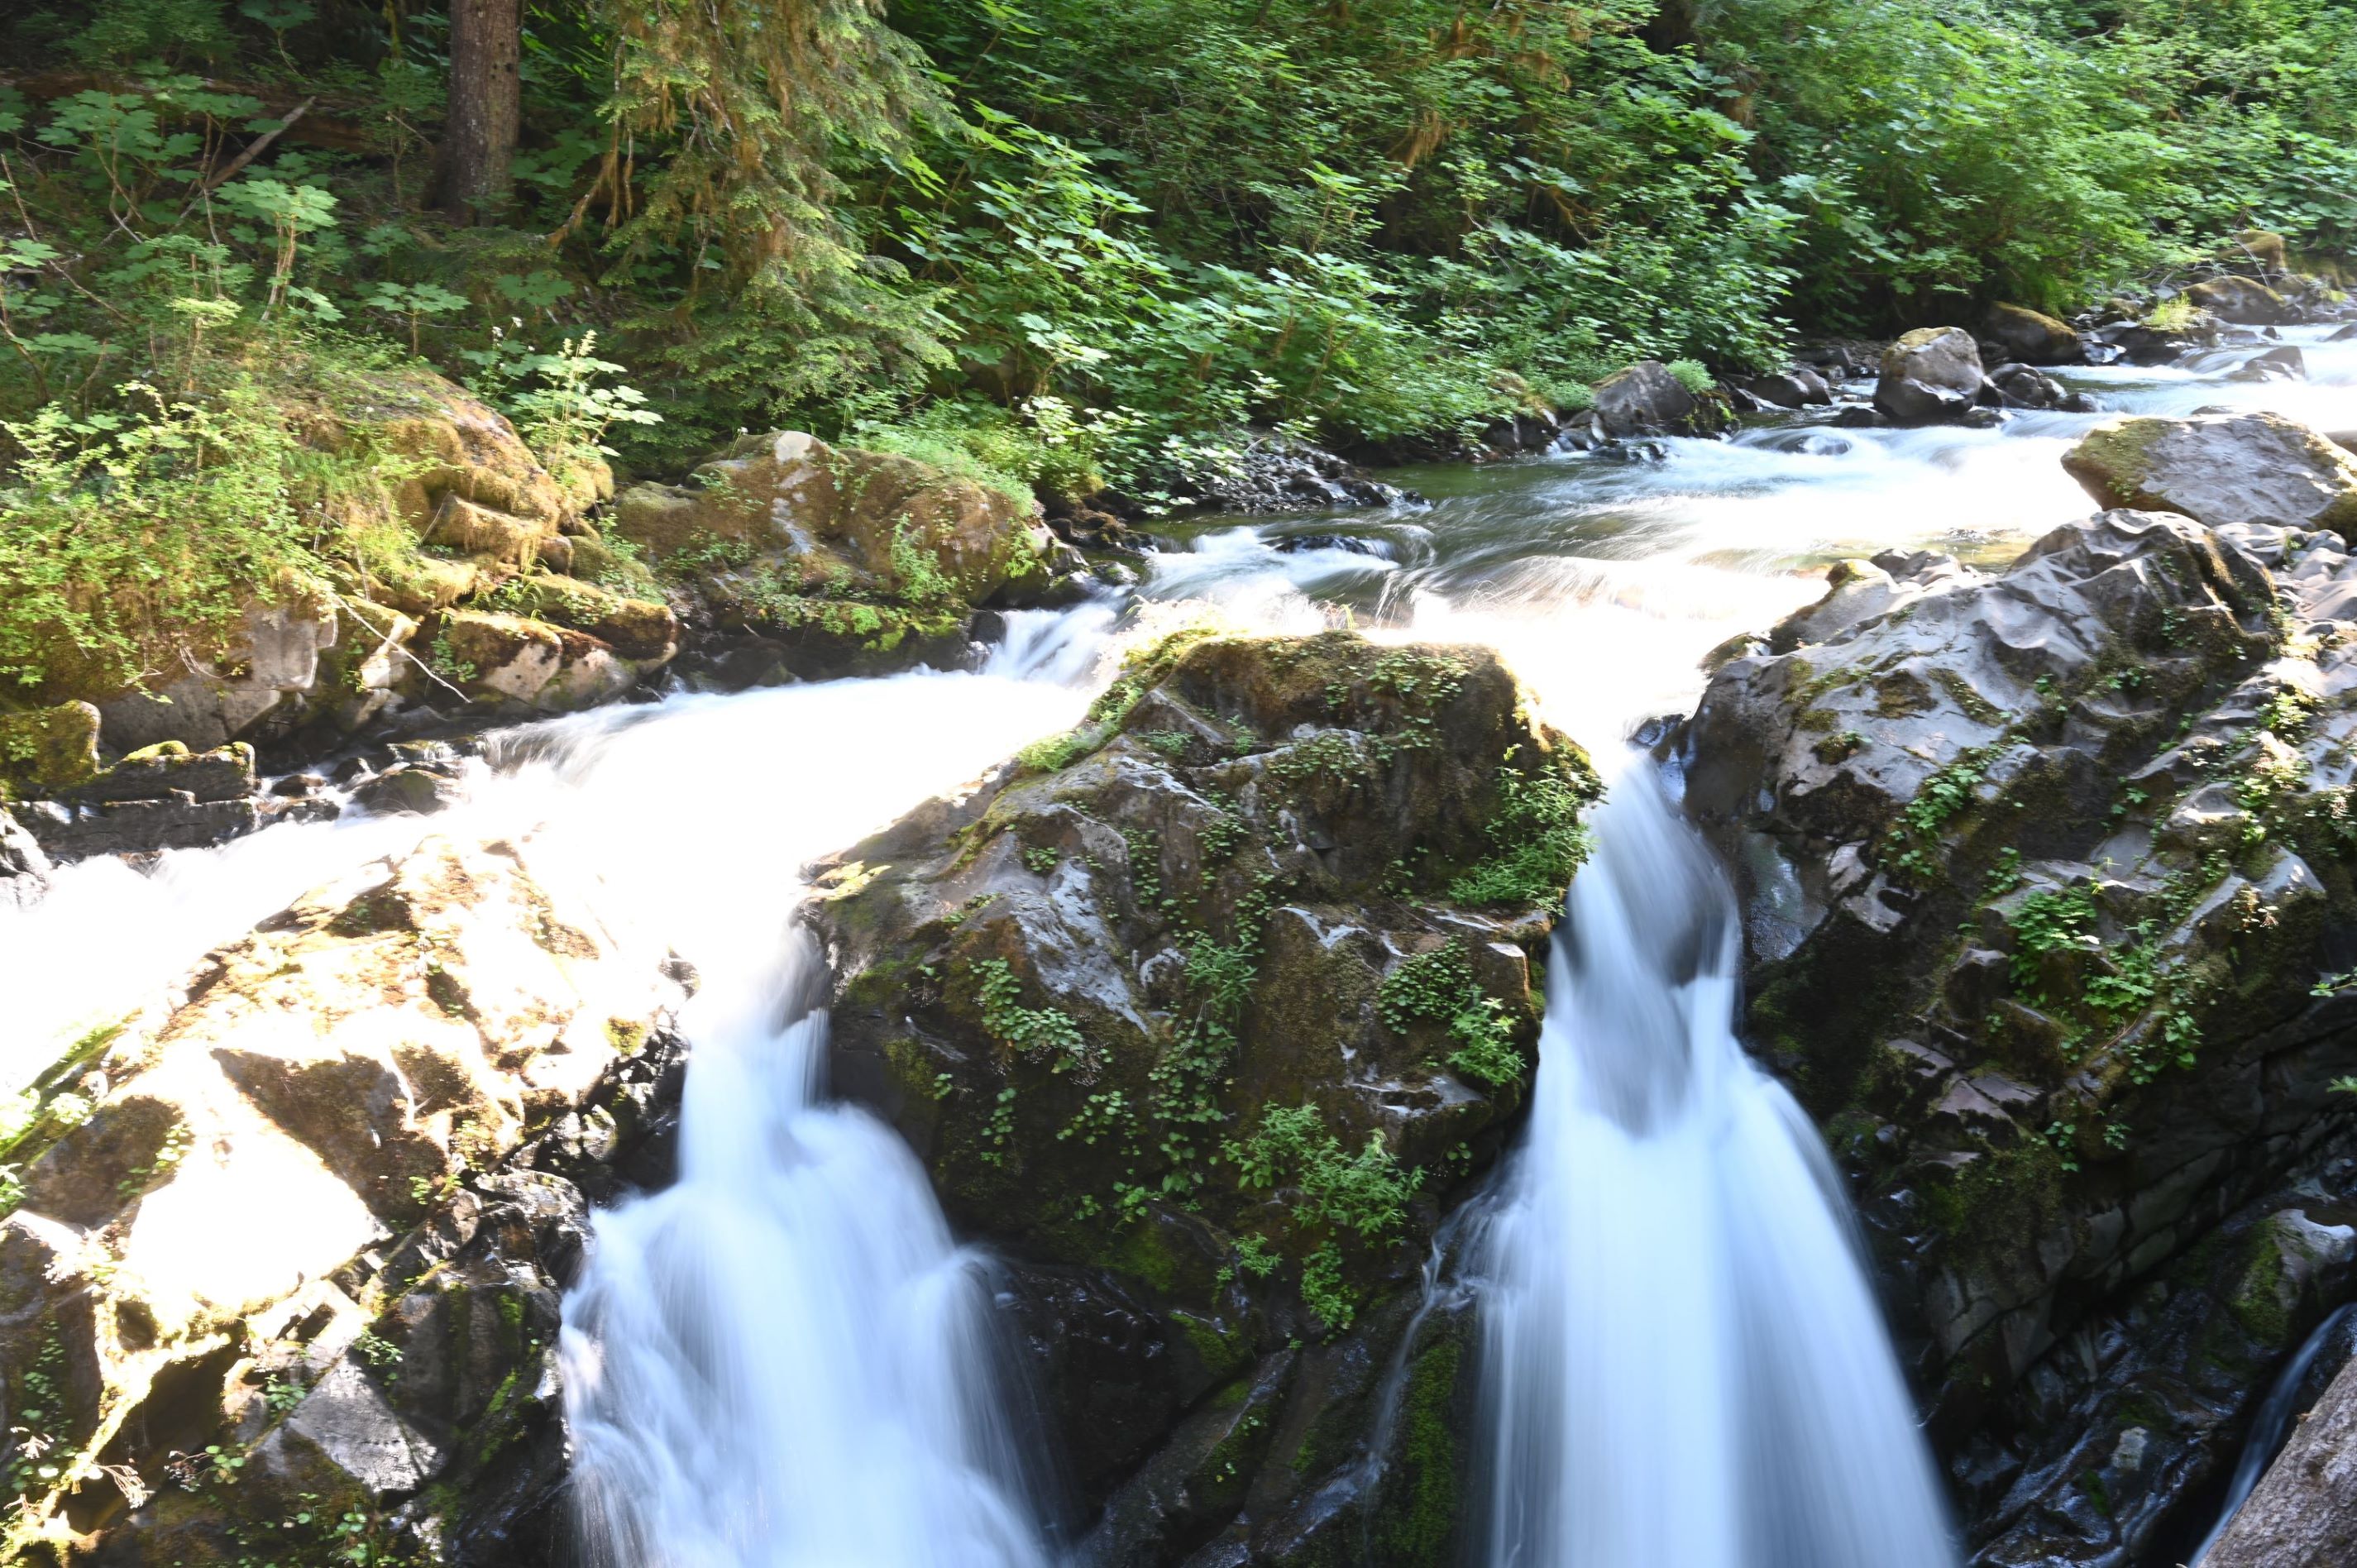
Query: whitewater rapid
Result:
<box><xmin>6</xmin><ymin>324</ymin><xmax>2356</xmax><ymax>1566</ymax></box>
<box><xmin>1469</xmin><ymin>767</ymin><xmax>1955</xmax><ymax>1567</ymax></box>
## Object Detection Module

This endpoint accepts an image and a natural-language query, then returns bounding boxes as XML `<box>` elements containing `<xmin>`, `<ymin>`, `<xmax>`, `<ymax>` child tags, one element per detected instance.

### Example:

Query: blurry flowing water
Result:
<box><xmin>1468</xmin><ymin>768</ymin><xmax>1954</xmax><ymax>1567</ymax></box>
<box><xmin>4</xmin><ymin>327</ymin><xmax>2356</xmax><ymax>1564</ymax></box>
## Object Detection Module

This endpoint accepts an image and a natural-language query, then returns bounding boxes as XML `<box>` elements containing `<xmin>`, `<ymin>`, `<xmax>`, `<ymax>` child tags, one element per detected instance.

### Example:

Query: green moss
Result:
<box><xmin>1375</xmin><ymin>1330</ymin><xmax>1466</xmax><ymax>1566</ymax></box>
<box><xmin>0</xmin><ymin>701</ymin><xmax>100</xmax><ymax>796</ymax></box>
<box><xmin>1446</xmin><ymin>749</ymin><xmax>1603</xmax><ymax>910</ymax></box>
<box><xmin>2229</xmin><ymin>1226</ymin><xmax>2293</xmax><ymax>1347</ymax></box>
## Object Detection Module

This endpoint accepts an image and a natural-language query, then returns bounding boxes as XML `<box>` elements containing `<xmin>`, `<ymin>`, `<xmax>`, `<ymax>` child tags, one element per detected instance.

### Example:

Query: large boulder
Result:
<box><xmin>1984</xmin><ymin>304</ymin><xmax>2083</xmax><ymax>366</ymax></box>
<box><xmin>2187</xmin><ymin>275</ymin><xmax>2296</xmax><ymax>326</ymax></box>
<box><xmin>2063</xmin><ymin>411</ymin><xmax>2357</xmax><ymax>540</ymax></box>
<box><xmin>0</xmin><ymin>835</ymin><xmax>687</xmax><ymax>1561</ymax></box>
<box><xmin>1680</xmin><ymin>499</ymin><xmax>2357</xmax><ymax>1565</ymax></box>
<box><xmin>1874</xmin><ymin>326</ymin><xmax>1991</xmax><ymax>423</ymax></box>
<box><xmin>804</xmin><ymin>626</ymin><xmax>1599</xmax><ymax>1562</ymax></box>
<box><xmin>613</xmin><ymin>432</ymin><xmax>1069</xmax><ymax>682</ymax></box>
<box><xmin>2206</xmin><ymin>1350</ymin><xmax>2357</xmax><ymax>1566</ymax></box>
<box><xmin>1591</xmin><ymin>360</ymin><xmax>1721</xmax><ymax>437</ymax></box>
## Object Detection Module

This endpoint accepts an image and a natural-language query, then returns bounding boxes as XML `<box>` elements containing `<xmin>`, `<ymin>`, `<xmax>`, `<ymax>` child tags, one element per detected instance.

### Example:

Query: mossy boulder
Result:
<box><xmin>0</xmin><ymin>700</ymin><xmax>101</xmax><ymax>797</ymax></box>
<box><xmin>2186</xmin><ymin>275</ymin><xmax>2296</xmax><ymax>326</ymax></box>
<box><xmin>804</xmin><ymin>627</ymin><xmax>1599</xmax><ymax>1558</ymax></box>
<box><xmin>1874</xmin><ymin>326</ymin><xmax>1991</xmax><ymax>424</ymax></box>
<box><xmin>2063</xmin><ymin>411</ymin><xmax>2357</xmax><ymax>540</ymax></box>
<box><xmin>1984</xmin><ymin>302</ymin><xmax>2083</xmax><ymax>366</ymax></box>
<box><xmin>613</xmin><ymin>431</ymin><xmax>1071</xmax><ymax>683</ymax></box>
<box><xmin>1681</xmin><ymin>489</ymin><xmax>2357</xmax><ymax>1560</ymax></box>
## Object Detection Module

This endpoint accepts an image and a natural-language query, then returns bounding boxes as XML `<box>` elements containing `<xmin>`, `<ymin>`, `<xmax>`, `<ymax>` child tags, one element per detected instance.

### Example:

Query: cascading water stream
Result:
<box><xmin>9</xmin><ymin>341</ymin><xmax>2355</xmax><ymax>1566</ymax></box>
<box><xmin>1469</xmin><ymin>763</ymin><xmax>1955</xmax><ymax>1568</ymax></box>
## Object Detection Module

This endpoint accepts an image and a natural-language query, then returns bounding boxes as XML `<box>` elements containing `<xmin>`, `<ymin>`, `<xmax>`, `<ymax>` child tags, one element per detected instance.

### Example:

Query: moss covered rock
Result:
<box><xmin>804</xmin><ymin>627</ymin><xmax>1597</xmax><ymax>1560</ymax></box>
<box><xmin>2063</xmin><ymin>410</ymin><xmax>2357</xmax><ymax>540</ymax></box>
<box><xmin>1984</xmin><ymin>302</ymin><xmax>2083</xmax><ymax>366</ymax></box>
<box><xmin>613</xmin><ymin>431</ymin><xmax>1076</xmax><ymax>682</ymax></box>
<box><xmin>1683</xmin><ymin>493</ymin><xmax>2357</xmax><ymax>1561</ymax></box>
<box><xmin>0</xmin><ymin>701</ymin><xmax>101</xmax><ymax>797</ymax></box>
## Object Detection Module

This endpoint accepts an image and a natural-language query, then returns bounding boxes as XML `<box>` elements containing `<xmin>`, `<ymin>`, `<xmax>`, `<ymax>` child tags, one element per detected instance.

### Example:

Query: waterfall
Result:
<box><xmin>553</xmin><ymin>612</ymin><xmax>1116</xmax><ymax>1567</ymax></box>
<box><xmin>2192</xmin><ymin>1303</ymin><xmax>2356</xmax><ymax>1563</ymax></box>
<box><xmin>1470</xmin><ymin>763</ymin><xmax>1956</xmax><ymax>1568</ymax></box>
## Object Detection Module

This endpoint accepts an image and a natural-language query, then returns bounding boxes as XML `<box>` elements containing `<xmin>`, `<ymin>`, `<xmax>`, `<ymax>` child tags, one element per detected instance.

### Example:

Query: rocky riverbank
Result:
<box><xmin>1680</xmin><ymin>406</ymin><xmax>2357</xmax><ymax>1566</ymax></box>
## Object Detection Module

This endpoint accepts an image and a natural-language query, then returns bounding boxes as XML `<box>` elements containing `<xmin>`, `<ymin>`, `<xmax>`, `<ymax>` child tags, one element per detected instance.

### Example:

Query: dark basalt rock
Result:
<box><xmin>803</xmin><ymin>627</ymin><xmax>1599</xmax><ymax>1559</ymax></box>
<box><xmin>1177</xmin><ymin>438</ymin><xmax>1411</xmax><ymax>514</ymax></box>
<box><xmin>0</xmin><ymin>805</ymin><xmax>53</xmax><ymax>908</ymax></box>
<box><xmin>1679</xmin><ymin>475</ymin><xmax>2357</xmax><ymax>1563</ymax></box>
<box><xmin>1875</xmin><ymin>326</ymin><xmax>1992</xmax><ymax>424</ymax></box>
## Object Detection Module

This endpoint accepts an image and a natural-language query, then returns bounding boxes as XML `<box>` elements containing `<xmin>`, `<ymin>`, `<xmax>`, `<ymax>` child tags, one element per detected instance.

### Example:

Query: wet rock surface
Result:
<box><xmin>805</xmin><ymin>627</ymin><xmax>1598</xmax><ymax>1564</ymax></box>
<box><xmin>2063</xmin><ymin>410</ymin><xmax>2357</xmax><ymax>539</ymax></box>
<box><xmin>1678</xmin><ymin>424</ymin><xmax>2357</xmax><ymax>1564</ymax></box>
<box><xmin>2205</xmin><ymin>1336</ymin><xmax>2357</xmax><ymax>1566</ymax></box>
<box><xmin>1875</xmin><ymin>326</ymin><xmax>1994</xmax><ymax>424</ymax></box>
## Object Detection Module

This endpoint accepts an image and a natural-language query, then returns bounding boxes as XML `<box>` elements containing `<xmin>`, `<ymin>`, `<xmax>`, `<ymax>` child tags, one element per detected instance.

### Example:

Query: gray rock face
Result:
<box><xmin>2206</xmin><ymin>1350</ymin><xmax>2357</xmax><ymax>1566</ymax></box>
<box><xmin>1985</xmin><ymin>303</ymin><xmax>2084</xmax><ymax>366</ymax></box>
<box><xmin>1875</xmin><ymin>327</ymin><xmax>1991</xmax><ymax>423</ymax></box>
<box><xmin>2187</xmin><ymin>275</ymin><xmax>2295</xmax><ymax>326</ymax></box>
<box><xmin>1681</xmin><ymin>501</ymin><xmax>2357</xmax><ymax>1564</ymax></box>
<box><xmin>0</xmin><ymin>806</ymin><xmax>50</xmax><ymax>908</ymax></box>
<box><xmin>1593</xmin><ymin>359</ymin><xmax>1703</xmax><ymax>436</ymax></box>
<box><xmin>2062</xmin><ymin>411</ymin><xmax>2357</xmax><ymax>539</ymax></box>
<box><xmin>1740</xmin><ymin>366</ymin><xmax>1835</xmax><ymax>408</ymax></box>
<box><xmin>14</xmin><ymin>742</ymin><xmax>264</xmax><ymax>862</ymax></box>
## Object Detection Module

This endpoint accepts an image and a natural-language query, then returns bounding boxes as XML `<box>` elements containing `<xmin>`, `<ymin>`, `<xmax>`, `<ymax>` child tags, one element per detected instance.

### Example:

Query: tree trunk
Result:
<box><xmin>440</xmin><ymin>0</ymin><xmax>520</xmax><ymax>223</ymax></box>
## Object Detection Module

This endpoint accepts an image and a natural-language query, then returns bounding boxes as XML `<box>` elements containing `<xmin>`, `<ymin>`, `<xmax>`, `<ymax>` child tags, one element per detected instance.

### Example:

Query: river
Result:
<box><xmin>4</xmin><ymin>324</ymin><xmax>2354</xmax><ymax>1566</ymax></box>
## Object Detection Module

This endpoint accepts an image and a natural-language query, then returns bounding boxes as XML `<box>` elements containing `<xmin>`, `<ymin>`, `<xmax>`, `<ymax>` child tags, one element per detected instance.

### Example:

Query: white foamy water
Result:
<box><xmin>3</xmin><ymin>337</ymin><xmax>2351</xmax><ymax>1566</ymax></box>
<box><xmin>1471</xmin><ymin>767</ymin><xmax>1955</xmax><ymax>1567</ymax></box>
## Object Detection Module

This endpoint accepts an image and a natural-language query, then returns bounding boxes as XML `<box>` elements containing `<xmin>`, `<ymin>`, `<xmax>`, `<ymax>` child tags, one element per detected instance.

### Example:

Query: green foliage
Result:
<box><xmin>2007</xmin><ymin>884</ymin><xmax>2099</xmax><ymax>993</ymax></box>
<box><xmin>0</xmin><ymin>379</ymin><xmax>328</xmax><ymax>696</ymax></box>
<box><xmin>1376</xmin><ymin>941</ymin><xmax>1526</xmax><ymax>1090</ymax></box>
<box><xmin>1448</xmin><ymin>753</ymin><xmax>1600</xmax><ymax>909</ymax></box>
<box><xmin>1222</xmin><ymin>1102</ymin><xmax>1422</xmax><ymax>1241</ymax></box>
<box><xmin>971</xmin><ymin>957</ymin><xmax>1097</xmax><ymax>1073</ymax></box>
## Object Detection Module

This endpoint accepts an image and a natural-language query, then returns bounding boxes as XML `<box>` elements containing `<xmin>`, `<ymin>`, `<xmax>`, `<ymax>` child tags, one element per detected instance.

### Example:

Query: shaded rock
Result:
<box><xmin>2206</xmin><ymin>1344</ymin><xmax>2357</xmax><ymax>1566</ymax></box>
<box><xmin>1985</xmin><ymin>304</ymin><xmax>2084</xmax><ymax>366</ymax></box>
<box><xmin>16</xmin><ymin>794</ymin><xmax>259</xmax><ymax>862</ymax></box>
<box><xmin>1593</xmin><ymin>361</ymin><xmax>1718</xmax><ymax>437</ymax></box>
<box><xmin>1676</xmin><ymin>451</ymin><xmax>2357</xmax><ymax>1563</ymax></box>
<box><xmin>61</xmin><ymin>741</ymin><xmax>256</xmax><ymax>806</ymax></box>
<box><xmin>0</xmin><ymin>805</ymin><xmax>50</xmax><ymax>910</ymax></box>
<box><xmin>2187</xmin><ymin>276</ymin><xmax>2295</xmax><ymax>327</ymax></box>
<box><xmin>2229</xmin><ymin>345</ymin><xmax>2307</xmax><ymax>383</ymax></box>
<box><xmin>2062</xmin><ymin>411</ymin><xmax>2357</xmax><ymax>538</ymax></box>
<box><xmin>1182</xmin><ymin>437</ymin><xmax>1408</xmax><ymax>513</ymax></box>
<box><xmin>351</xmin><ymin>764</ymin><xmax>463</xmax><ymax>816</ymax></box>
<box><xmin>1876</xmin><ymin>327</ymin><xmax>1991</xmax><ymax>424</ymax></box>
<box><xmin>0</xmin><ymin>700</ymin><xmax>102</xmax><ymax>796</ymax></box>
<box><xmin>1740</xmin><ymin>367</ymin><xmax>1835</xmax><ymax>408</ymax></box>
<box><xmin>1990</xmin><ymin>363</ymin><xmax>2070</xmax><ymax>410</ymax></box>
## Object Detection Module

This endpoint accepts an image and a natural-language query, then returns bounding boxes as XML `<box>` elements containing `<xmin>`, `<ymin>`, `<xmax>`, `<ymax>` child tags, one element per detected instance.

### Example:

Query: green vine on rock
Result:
<box><xmin>1376</xmin><ymin>939</ymin><xmax>1525</xmax><ymax>1089</ymax></box>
